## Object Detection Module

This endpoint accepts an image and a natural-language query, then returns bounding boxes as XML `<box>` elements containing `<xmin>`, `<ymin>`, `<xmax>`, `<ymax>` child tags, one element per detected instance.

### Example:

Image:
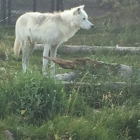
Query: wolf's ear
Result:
<box><xmin>73</xmin><ymin>8</ymin><xmax>80</xmax><ymax>15</ymax></box>
<box><xmin>73</xmin><ymin>5</ymin><xmax>84</xmax><ymax>15</ymax></box>
<box><xmin>79</xmin><ymin>5</ymin><xmax>85</xmax><ymax>9</ymax></box>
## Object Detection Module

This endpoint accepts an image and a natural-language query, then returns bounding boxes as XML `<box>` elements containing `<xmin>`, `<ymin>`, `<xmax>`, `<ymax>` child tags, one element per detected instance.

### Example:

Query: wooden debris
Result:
<box><xmin>43</xmin><ymin>56</ymin><xmax>132</xmax><ymax>77</ymax></box>
<box><xmin>43</xmin><ymin>56</ymin><xmax>118</xmax><ymax>70</ymax></box>
<box><xmin>43</xmin><ymin>56</ymin><xmax>76</xmax><ymax>69</ymax></box>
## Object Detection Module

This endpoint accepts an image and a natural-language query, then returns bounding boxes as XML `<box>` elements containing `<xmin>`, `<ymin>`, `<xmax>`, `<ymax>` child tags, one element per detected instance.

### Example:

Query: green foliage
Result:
<box><xmin>0</xmin><ymin>71</ymin><xmax>67</xmax><ymax>123</ymax></box>
<box><xmin>1</xmin><ymin>106</ymin><xmax>139</xmax><ymax>140</ymax></box>
<box><xmin>65</xmin><ymin>90</ymin><xmax>90</xmax><ymax>116</ymax></box>
<box><xmin>0</xmin><ymin>71</ymin><xmax>91</xmax><ymax>124</ymax></box>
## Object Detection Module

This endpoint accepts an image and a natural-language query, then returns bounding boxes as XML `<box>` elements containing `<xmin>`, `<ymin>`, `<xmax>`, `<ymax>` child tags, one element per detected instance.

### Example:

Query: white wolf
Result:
<box><xmin>14</xmin><ymin>5</ymin><xmax>94</xmax><ymax>74</ymax></box>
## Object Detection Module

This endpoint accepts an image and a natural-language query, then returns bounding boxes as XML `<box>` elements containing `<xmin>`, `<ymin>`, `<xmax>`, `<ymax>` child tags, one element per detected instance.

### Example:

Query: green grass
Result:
<box><xmin>65</xmin><ymin>24</ymin><xmax>140</xmax><ymax>46</ymax></box>
<box><xmin>0</xmin><ymin>103</ymin><xmax>140</xmax><ymax>139</ymax></box>
<box><xmin>0</xmin><ymin>25</ymin><xmax>140</xmax><ymax>139</ymax></box>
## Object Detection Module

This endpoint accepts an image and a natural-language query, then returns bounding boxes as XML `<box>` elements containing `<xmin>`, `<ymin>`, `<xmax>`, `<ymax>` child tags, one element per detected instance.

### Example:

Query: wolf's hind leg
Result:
<box><xmin>22</xmin><ymin>38</ymin><xmax>35</xmax><ymax>73</ymax></box>
<box><xmin>42</xmin><ymin>44</ymin><xmax>50</xmax><ymax>75</ymax></box>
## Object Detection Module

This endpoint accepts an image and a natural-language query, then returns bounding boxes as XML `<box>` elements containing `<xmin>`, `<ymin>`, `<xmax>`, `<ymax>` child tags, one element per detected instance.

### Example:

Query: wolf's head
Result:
<box><xmin>72</xmin><ymin>5</ymin><xmax>94</xmax><ymax>30</ymax></box>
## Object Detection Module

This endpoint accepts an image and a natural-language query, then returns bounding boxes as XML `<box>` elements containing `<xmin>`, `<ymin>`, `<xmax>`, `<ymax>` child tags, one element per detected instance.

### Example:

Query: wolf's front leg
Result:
<box><xmin>50</xmin><ymin>45</ymin><xmax>58</xmax><ymax>75</ymax></box>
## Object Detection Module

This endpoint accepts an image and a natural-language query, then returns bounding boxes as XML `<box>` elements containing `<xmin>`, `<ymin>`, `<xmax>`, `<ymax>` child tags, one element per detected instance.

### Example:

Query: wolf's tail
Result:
<box><xmin>14</xmin><ymin>37</ymin><xmax>21</xmax><ymax>58</ymax></box>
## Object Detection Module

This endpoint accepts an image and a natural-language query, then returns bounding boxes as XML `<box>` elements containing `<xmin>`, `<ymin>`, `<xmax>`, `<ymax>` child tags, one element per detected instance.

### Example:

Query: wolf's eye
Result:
<box><xmin>83</xmin><ymin>18</ymin><xmax>85</xmax><ymax>20</ymax></box>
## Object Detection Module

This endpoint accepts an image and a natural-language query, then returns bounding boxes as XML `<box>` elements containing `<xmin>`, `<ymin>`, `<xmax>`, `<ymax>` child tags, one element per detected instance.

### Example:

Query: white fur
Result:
<box><xmin>14</xmin><ymin>5</ymin><xmax>94</xmax><ymax>74</ymax></box>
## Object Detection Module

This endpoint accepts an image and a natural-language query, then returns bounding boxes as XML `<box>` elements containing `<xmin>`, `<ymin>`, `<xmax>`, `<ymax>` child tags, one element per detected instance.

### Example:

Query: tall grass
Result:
<box><xmin>0</xmin><ymin>71</ymin><xmax>67</xmax><ymax>122</ymax></box>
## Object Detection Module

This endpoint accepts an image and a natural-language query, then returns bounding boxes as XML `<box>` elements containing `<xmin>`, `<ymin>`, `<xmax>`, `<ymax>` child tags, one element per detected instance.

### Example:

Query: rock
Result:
<box><xmin>3</xmin><ymin>130</ymin><xmax>14</xmax><ymax>140</ymax></box>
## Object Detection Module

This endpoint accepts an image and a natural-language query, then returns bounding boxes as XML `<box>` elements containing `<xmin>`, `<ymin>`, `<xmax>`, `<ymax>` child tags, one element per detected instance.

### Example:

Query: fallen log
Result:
<box><xmin>115</xmin><ymin>44</ymin><xmax>140</xmax><ymax>53</ymax></box>
<box><xmin>59</xmin><ymin>45</ymin><xmax>115</xmax><ymax>54</ymax></box>
<box><xmin>35</xmin><ymin>44</ymin><xmax>140</xmax><ymax>54</ymax></box>
<box><xmin>59</xmin><ymin>45</ymin><xmax>140</xmax><ymax>54</ymax></box>
<box><xmin>43</xmin><ymin>56</ymin><xmax>133</xmax><ymax>78</ymax></box>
